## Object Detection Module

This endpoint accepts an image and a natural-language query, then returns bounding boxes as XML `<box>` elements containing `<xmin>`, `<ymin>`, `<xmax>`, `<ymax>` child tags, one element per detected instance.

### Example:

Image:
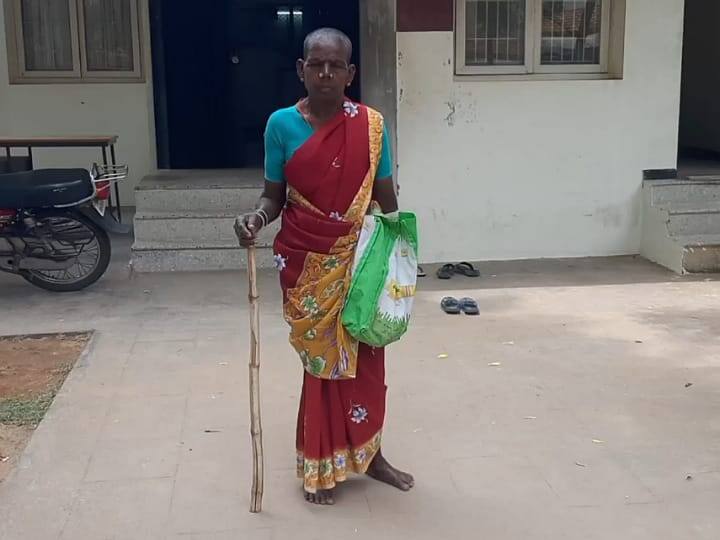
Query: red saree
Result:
<box><xmin>273</xmin><ymin>101</ymin><xmax>386</xmax><ymax>493</ymax></box>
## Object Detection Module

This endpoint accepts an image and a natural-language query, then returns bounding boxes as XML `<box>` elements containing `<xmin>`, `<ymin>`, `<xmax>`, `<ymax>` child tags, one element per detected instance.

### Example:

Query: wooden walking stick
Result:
<box><xmin>247</xmin><ymin>245</ymin><xmax>264</xmax><ymax>513</ymax></box>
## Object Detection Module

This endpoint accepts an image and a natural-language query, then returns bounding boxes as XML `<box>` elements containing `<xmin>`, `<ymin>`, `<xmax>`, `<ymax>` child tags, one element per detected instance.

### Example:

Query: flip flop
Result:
<box><xmin>455</xmin><ymin>262</ymin><xmax>481</xmax><ymax>278</ymax></box>
<box><xmin>459</xmin><ymin>297</ymin><xmax>480</xmax><ymax>315</ymax></box>
<box><xmin>417</xmin><ymin>265</ymin><xmax>427</xmax><ymax>278</ymax></box>
<box><xmin>437</xmin><ymin>264</ymin><xmax>456</xmax><ymax>280</ymax></box>
<box><xmin>441</xmin><ymin>297</ymin><xmax>461</xmax><ymax>314</ymax></box>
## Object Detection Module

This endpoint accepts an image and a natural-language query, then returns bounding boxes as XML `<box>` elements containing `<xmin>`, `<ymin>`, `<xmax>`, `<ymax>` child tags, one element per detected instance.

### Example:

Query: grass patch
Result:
<box><xmin>0</xmin><ymin>394</ymin><xmax>56</xmax><ymax>426</ymax></box>
<box><xmin>1</xmin><ymin>332</ymin><xmax>91</xmax><ymax>482</ymax></box>
<box><xmin>0</xmin><ymin>333</ymin><xmax>88</xmax><ymax>401</ymax></box>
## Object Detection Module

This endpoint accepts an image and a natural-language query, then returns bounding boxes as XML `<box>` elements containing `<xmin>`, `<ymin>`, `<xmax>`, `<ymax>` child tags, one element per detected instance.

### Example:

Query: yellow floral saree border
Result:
<box><xmin>297</xmin><ymin>431</ymin><xmax>382</xmax><ymax>493</ymax></box>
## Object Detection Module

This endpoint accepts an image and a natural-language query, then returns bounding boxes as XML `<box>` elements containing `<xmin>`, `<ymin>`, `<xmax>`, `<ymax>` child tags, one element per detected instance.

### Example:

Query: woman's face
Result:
<box><xmin>297</xmin><ymin>41</ymin><xmax>356</xmax><ymax>102</ymax></box>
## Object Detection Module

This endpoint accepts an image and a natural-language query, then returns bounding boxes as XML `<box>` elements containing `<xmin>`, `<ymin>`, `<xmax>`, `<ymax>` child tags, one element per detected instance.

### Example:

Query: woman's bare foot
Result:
<box><xmin>304</xmin><ymin>489</ymin><xmax>335</xmax><ymax>505</ymax></box>
<box><xmin>367</xmin><ymin>451</ymin><xmax>415</xmax><ymax>491</ymax></box>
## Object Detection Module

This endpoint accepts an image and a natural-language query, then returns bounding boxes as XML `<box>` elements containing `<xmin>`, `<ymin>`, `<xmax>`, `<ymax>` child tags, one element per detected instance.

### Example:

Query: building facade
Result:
<box><xmin>1</xmin><ymin>1</ymin><xmax>707</xmax><ymax>268</ymax></box>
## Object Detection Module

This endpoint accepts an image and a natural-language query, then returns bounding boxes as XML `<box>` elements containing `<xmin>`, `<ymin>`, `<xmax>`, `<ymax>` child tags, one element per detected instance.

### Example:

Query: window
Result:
<box><xmin>4</xmin><ymin>0</ymin><xmax>143</xmax><ymax>83</ymax></box>
<box><xmin>456</xmin><ymin>0</ymin><xmax>623</xmax><ymax>77</ymax></box>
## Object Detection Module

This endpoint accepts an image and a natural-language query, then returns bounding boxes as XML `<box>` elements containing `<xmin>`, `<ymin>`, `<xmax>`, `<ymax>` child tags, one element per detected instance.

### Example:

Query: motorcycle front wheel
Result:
<box><xmin>20</xmin><ymin>210</ymin><xmax>111</xmax><ymax>292</ymax></box>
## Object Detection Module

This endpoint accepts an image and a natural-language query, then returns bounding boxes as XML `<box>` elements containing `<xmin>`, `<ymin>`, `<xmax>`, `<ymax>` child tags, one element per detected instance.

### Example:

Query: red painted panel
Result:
<box><xmin>397</xmin><ymin>0</ymin><xmax>453</xmax><ymax>32</ymax></box>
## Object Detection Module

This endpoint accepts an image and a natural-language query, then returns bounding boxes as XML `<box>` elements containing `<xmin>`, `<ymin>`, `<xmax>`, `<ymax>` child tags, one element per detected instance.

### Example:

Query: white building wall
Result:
<box><xmin>0</xmin><ymin>2</ymin><xmax>155</xmax><ymax>204</ymax></box>
<box><xmin>397</xmin><ymin>0</ymin><xmax>685</xmax><ymax>263</ymax></box>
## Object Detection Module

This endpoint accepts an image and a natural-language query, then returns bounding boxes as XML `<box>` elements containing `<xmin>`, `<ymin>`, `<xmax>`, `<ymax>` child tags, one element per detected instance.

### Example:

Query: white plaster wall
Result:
<box><xmin>0</xmin><ymin>2</ymin><xmax>155</xmax><ymax>204</ymax></box>
<box><xmin>397</xmin><ymin>0</ymin><xmax>685</xmax><ymax>263</ymax></box>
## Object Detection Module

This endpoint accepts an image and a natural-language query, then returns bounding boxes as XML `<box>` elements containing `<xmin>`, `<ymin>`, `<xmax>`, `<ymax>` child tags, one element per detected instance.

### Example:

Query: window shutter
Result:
<box><xmin>540</xmin><ymin>0</ymin><xmax>603</xmax><ymax>65</ymax></box>
<box><xmin>20</xmin><ymin>0</ymin><xmax>75</xmax><ymax>71</ymax></box>
<box><xmin>81</xmin><ymin>0</ymin><xmax>135</xmax><ymax>71</ymax></box>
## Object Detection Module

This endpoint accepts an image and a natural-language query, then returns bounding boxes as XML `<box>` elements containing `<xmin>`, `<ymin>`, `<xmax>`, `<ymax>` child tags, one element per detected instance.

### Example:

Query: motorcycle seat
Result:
<box><xmin>0</xmin><ymin>169</ymin><xmax>94</xmax><ymax>208</ymax></box>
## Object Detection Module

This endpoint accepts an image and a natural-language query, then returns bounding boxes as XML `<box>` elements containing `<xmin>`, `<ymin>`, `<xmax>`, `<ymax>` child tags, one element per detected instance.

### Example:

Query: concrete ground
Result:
<box><xmin>1</xmin><ymin>235</ymin><xmax>719</xmax><ymax>539</ymax></box>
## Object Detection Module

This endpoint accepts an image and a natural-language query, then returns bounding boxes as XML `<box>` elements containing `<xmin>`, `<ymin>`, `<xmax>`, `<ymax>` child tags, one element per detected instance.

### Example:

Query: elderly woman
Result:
<box><xmin>235</xmin><ymin>28</ymin><xmax>413</xmax><ymax>505</ymax></box>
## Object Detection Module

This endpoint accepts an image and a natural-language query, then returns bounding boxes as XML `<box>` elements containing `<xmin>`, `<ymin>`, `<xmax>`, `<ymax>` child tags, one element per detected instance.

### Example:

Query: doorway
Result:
<box><xmin>151</xmin><ymin>0</ymin><xmax>361</xmax><ymax>170</ymax></box>
<box><xmin>678</xmin><ymin>1</ymin><xmax>720</xmax><ymax>178</ymax></box>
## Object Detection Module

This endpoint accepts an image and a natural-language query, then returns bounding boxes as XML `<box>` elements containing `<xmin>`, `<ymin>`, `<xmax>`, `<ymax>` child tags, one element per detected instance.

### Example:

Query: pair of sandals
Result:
<box><xmin>436</xmin><ymin>262</ymin><xmax>481</xmax><ymax>280</ymax></box>
<box><xmin>441</xmin><ymin>296</ymin><xmax>479</xmax><ymax>316</ymax></box>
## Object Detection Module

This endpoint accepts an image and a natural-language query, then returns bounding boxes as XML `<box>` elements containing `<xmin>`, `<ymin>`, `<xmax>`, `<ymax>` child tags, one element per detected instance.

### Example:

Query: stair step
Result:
<box><xmin>130</xmin><ymin>244</ymin><xmax>276</xmax><ymax>273</ymax></box>
<box><xmin>673</xmin><ymin>234</ymin><xmax>720</xmax><ymax>247</ymax></box>
<box><xmin>133</xmin><ymin>213</ymin><xmax>279</xmax><ymax>246</ymax></box>
<box><xmin>682</xmin><ymin>243</ymin><xmax>720</xmax><ymax>273</ymax></box>
<box><xmin>131</xmin><ymin>170</ymin><xmax>277</xmax><ymax>272</ymax></box>
<box><xmin>132</xmin><ymin>239</ymin><xmax>271</xmax><ymax>250</ymax></box>
<box><xmin>641</xmin><ymin>180</ymin><xmax>720</xmax><ymax>273</ymax></box>
<box><xmin>136</xmin><ymin>188</ymin><xmax>261</xmax><ymax>214</ymax></box>
<box><xmin>686</xmin><ymin>175</ymin><xmax>720</xmax><ymax>181</ymax></box>
<box><xmin>665</xmin><ymin>202</ymin><xmax>720</xmax><ymax>215</ymax></box>
<box><xmin>667</xmin><ymin>210</ymin><xmax>720</xmax><ymax>236</ymax></box>
<box><xmin>136</xmin><ymin>169</ymin><xmax>264</xmax><ymax>190</ymax></box>
<box><xmin>135</xmin><ymin>170</ymin><xmax>264</xmax><ymax>214</ymax></box>
<box><xmin>134</xmin><ymin>211</ymin><xmax>245</xmax><ymax>219</ymax></box>
<box><xmin>650</xmin><ymin>179</ymin><xmax>720</xmax><ymax>206</ymax></box>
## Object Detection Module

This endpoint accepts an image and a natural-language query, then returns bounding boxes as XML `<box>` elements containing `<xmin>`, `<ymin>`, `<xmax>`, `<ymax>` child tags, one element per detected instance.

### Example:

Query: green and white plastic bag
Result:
<box><xmin>342</xmin><ymin>212</ymin><xmax>418</xmax><ymax>348</ymax></box>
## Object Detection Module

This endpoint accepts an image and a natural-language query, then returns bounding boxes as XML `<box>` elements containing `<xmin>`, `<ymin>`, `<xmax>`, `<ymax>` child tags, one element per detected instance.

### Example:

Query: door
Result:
<box><xmin>155</xmin><ymin>0</ymin><xmax>360</xmax><ymax>170</ymax></box>
<box><xmin>678</xmin><ymin>0</ymin><xmax>720</xmax><ymax>177</ymax></box>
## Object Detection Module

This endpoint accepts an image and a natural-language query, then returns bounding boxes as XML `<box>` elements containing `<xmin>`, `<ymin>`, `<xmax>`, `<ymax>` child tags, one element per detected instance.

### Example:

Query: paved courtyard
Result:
<box><xmin>1</xmin><ymin>236</ymin><xmax>719</xmax><ymax>539</ymax></box>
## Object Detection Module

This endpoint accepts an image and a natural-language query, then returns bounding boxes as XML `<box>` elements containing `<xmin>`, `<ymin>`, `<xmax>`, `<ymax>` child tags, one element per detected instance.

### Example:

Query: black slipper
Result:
<box><xmin>441</xmin><ymin>297</ymin><xmax>461</xmax><ymax>314</ymax></box>
<box><xmin>417</xmin><ymin>265</ymin><xmax>427</xmax><ymax>278</ymax></box>
<box><xmin>459</xmin><ymin>297</ymin><xmax>480</xmax><ymax>315</ymax></box>
<box><xmin>455</xmin><ymin>262</ymin><xmax>481</xmax><ymax>277</ymax></box>
<box><xmin>437</xmin><ymin>264</ymin><xmax>456</xmax><ymax>279</ymax></box>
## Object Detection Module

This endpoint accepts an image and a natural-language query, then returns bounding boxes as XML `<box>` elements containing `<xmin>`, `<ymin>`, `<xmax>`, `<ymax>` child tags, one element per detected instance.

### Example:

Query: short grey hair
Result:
<box><xmin>303</xmin><ymin>28</ymin><xmax>352</xmax><ymax>61</ymax></box>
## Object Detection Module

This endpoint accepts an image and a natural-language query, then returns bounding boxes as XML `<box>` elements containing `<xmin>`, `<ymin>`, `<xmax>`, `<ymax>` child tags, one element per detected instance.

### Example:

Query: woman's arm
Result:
<box><xmin>372</xmin><ymin>121</ymin><xmax>398</xmax><ymax>214</ymax></box>
<box><xmin>235</xmin><ymin>180</ymin><xmax>286</xmax><ymax>247</ymax></box>
<box><xmin>256</xmin><ymin>180</ymin><xmax>287</xmax><ymax>223</ymax></box>
<box><xmin>372</xmin><ymin>177</ymin><xmax>399</xmax><ymax>214</ymax></box>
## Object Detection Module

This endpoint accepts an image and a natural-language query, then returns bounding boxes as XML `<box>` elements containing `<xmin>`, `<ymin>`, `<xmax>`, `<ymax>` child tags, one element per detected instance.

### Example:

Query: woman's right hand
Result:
<box><xmin>234</xmin><ymin>213</ymin><xmax>263</xmax><ymax>247</ymax></box>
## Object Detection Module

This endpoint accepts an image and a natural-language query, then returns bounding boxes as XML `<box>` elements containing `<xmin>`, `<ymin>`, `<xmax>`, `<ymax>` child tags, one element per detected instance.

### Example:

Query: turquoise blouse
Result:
<box><xmin>264</xmin><ymin>105</ymin><xmax>393</xmax><ymax>183</ymax></box>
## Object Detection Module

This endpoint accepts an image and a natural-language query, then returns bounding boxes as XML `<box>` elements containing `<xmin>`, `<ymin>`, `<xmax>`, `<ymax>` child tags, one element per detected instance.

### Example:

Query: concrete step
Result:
<box><xmin>678</xmin><ymin>233</ymin><xmax>720</xmax><ymax>247</ymax></box>
<box><xmin>130</xmin><ymin>243</ymin><xmax>275</xmax><ymax>273</ymax></box>
<box><xmin>641</xmin><ymin>232</ymin><xmax>720</xmax><ymax>274</ymax></box>
<box><xmin>133</xmin><ymin>212</ymin><xmax>280</xmax><ymax>247</ymax></box>
<box><xmin>650</xmin><ymin>178</ymin><xmax>720</xmax><ymax>206</ymax></box>
<box><xmin>666</xmin><ymin>204</ymin><xmax>720</xmax><ymax>236</ymax></box>
<box><xmin>679</xmin><ymin>235</ymin><xmax>720</xmax><ymax>273</ymax></box>
<box><xmin>136</xmin><ymin>187</ymin><xmax>261</xmax><ymax>214</ymax></box>
<box><xmin>665</xmin><ymin>202</ymin><xmax>720</xmax><ymax>214</ymax></box>
<box><xmin>131</xmin><ymin>170</ymin><xmax>276</xmax><ymax>272</ymax></box>
<box><xmin>135</xmin><ymin>170</ymin><xmax>264</xmax><ymax>214</ymax></box>
<box><xmin>641</xmin><ymin>181</ymin><xmax>720</xmax><ymax>273</ymax></box>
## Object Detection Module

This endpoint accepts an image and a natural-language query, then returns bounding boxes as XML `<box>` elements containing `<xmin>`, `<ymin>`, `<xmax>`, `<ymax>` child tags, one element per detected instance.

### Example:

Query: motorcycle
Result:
<box><xmin>0</xmin><ymin>163</ymin><xmax>129</xmax><ymax>292</ymax></box>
